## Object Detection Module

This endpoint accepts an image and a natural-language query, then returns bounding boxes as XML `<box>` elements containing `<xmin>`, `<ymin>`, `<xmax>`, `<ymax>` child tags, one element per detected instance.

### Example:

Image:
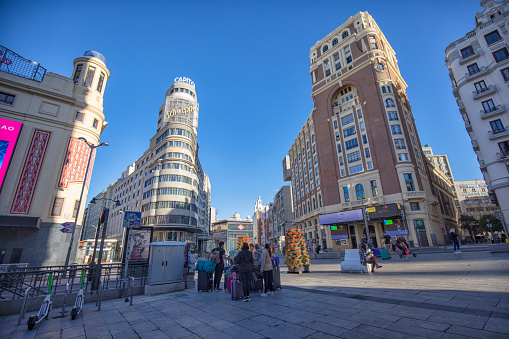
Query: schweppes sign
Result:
<box><xmin>166</xmin><ymin>104</ymin><xmax>199</xmax><ymax>119</ymax></box>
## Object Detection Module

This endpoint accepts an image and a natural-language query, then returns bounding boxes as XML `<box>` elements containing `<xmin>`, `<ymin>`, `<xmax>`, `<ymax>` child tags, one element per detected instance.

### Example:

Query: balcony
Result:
<box><xmin>459</xmin><ymin>51</ymin><xmax>480</xmax><ymax>65</ymax></box>
<box><xmin>496</xmin><ymin>152</ymin><xmax>509</xmax><ymax>161</ymax></box>
<box><xmin>480</xmin><ymin>105</ymin><xmax>506</xmax><ymax>119</ymax></box>
<box><xmin>404</xmin><ymin>191</ymin><xmax>426</xmax><ymax>200</ymax></box>
<box><xmin>472</xmin><ymin>139</ymin><xmax>479</xmax><ymax>150</ymax></box>
<box><xmin>488</xmin><ymin>126</ymin><xmax>509</xmax><ymax>140</ymax></box>
<box><xmin>472</xmin><ymin>85</ymin><xmax>496</xmax><ymax>100</ymax></box>
<box><xmin>465</xmin><ymin>121</ymin><xmax>473</xmax><ymax>132</ymax></box>
<box><xmin>464</xmin><ymin>66</ymin><xmax>489</xmax><ymax>81</ymax></box>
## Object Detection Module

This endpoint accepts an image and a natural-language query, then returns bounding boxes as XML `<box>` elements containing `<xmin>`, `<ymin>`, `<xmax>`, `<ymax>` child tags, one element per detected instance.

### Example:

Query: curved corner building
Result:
<box><xmin>103</xmin><ymin>77</ymin><xmax>210</xmax><ymax>255</ymax></box>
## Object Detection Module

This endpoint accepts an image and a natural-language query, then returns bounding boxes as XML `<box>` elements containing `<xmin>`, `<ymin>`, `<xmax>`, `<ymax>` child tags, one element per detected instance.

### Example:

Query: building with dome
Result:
<box><xmin>0</xmin><ymin>47</ymin><xmax>110</xmax><ymax>265</ymax></box>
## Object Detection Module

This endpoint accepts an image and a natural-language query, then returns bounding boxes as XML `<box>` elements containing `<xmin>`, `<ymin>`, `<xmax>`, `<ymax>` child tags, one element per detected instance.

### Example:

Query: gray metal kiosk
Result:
<box><xmin>145</xmin><ymin>242</ymin><xmax>186</xmax><ymax>295</ymax></box>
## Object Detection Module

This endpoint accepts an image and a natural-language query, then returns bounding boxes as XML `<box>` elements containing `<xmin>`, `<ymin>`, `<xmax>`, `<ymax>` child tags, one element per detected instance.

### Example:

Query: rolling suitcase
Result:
<box><xmin>250</xmin><ymin>273</ymin><xmax>263</xmax><ymax>292</ymax></box>
<box><xmin>197</xmin><ymin>271</ymin><xmax>213</xmax><ymax>292</ymax></box>
<box><xmin>380</xmin><ymin>249</ymin><xmax>390</xmax><ymax>260</ymax></box>
<box><xmin>231</xmin><ymin>273</ymin><xmax>243</xmax><ymax>300</ymax></box>
<box><xmin>272</xmin><ymin>266</ymin><xmax>282</xmax><ymax>290</ymax></box>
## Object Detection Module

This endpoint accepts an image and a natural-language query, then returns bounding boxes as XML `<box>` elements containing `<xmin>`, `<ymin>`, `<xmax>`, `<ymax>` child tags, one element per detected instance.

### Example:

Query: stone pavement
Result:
<box><xmin>1</xmin><ymin>250</ymin><xmax>508</xmax><ymax>338</ymax></box>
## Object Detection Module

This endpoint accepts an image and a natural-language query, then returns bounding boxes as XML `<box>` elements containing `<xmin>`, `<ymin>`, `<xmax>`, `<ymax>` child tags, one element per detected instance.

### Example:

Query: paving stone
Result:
<box><xmin>483</xmin><ymin>317</ymin><xmax>509</xmax><ymax>335</ymax></box>
<box><xmin>301</xmin><ymin>320</ymin><xmax>348</xmax><ymax>337</ymax></box>
<box><xmin>352</xmin><ymin>324</ymin><xmax>407</xmax><ymax>339</ymax></box>
<box><xmin>249</xmin><ymin>315</ymin><xmax>285</xmax><ymax>327</ymax></box>
<box><xmin>346</xmin><ymin>310</ymin><xmax>400</xmax><ymax>328</ymax></box>
<box><xmin>84</xmin><ymin>324</ymin><xmax>110</xmax><ymax>338</ymax></box>
<box><xmin>138</xmin><ymin>329</ymin><xmax>171</xmax><ymax>339</ymax></box>
<box><xmin>111</xmin><ymin>330</ymin><xmax>141</xmax><ymax>339</ymax></box>
<box><xmin>393</xmin><ymin>317</ymin><xmax>450</xmax><ymax>332</ymax></box>
<box><xmin>34</xmin><ymin>330</ymin><xmax>61</xmax><ymax>339</ymax></box>
<box><xmin>236</xmin><ymin>318</ymin><xmax>271</xmax><ymax>333</ymax></box>
<box><xmin>60</xmin><ymin>325</ymin><xmax>86</xmax><ymax>338</ymax></box>
<box><xmin>428</xmin><ymin>310</ymin><xmax>489</xmax><ymax>329</ymax></box>
<box><xmin>446</xmin><ymin>324</ymin><xmax>508</xmax><ymax>338</ymax></box>
<box><xmin>159</xmin><ymin>324</ymin><xmax>196</xmax><ymax>339</ymax></box>
<box><xmin>257</xmin><ymin>326</ymin><xmax>302</xmax><ymax>339</ymax></box>
<box><xmin>221</xmin><ymin>323</ymin><xmax>265</xmax><ymax>339</ymax></box>
<box><xmin>303</xmin><ymin>332</ymin><xmax>339</xmax><ymax>339</ymax></box>
<box><xmin>384</xmin><ymin>321</ymin><xmax>445</xmax><ymax>338</ymax></box>
<box><xmin>107</xmin><ymin>321</ymin><xmax>135</xmax><ymax>335</ymax></box>
<box><xmin>131</xmin><ymin>320</ymin><xmax>158</xmax><ymax>334</ymax></box>
<box><xmin>275</xmin><ymin>321</ymin><xmax>317</xmax><ymax>337</ymax></box>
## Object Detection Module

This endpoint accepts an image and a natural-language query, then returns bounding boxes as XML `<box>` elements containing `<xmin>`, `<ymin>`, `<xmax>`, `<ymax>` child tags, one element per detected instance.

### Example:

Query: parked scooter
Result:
<box><xmin>27</xmin><ymin>272</ymin><xmax>53</xmax><ymax>330</ymax></box>
<box><xmin>70</xmin><ymin>270</ymin><xmax>85</xmax><ymax>320</ymax></box>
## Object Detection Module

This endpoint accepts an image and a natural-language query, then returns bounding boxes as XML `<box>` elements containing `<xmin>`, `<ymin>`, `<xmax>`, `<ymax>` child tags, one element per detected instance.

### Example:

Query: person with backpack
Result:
<box><xmin>260</xmin><ymin>243</ymin><xmax>274</xmax><ymax>296</ymax></box>
<box><xmin>234</xmin><ymin>242</ymin><xmax>254</xmax><ymax>302</ymax></box>
<box><xmin>209</xmin><ymin>241</ymin><xmax>226</xmax><ymax>291</ymax></box>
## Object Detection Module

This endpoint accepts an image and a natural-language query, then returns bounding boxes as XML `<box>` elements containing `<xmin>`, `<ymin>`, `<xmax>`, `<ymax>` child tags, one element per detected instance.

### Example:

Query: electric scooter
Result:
<box><xmin>70</xmin><ymin>270</ymin><xmax>85</xmax><ymax>320</ymax></box>
<box><xmin>27</xmin><ymin>272</ymin><xmax>53</xmax><ymax>330</ymax></box>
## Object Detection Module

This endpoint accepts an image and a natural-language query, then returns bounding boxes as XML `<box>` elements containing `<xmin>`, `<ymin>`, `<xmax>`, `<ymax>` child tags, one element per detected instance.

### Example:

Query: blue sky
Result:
<box><xmin>2</xmin><ymin>0</ymin><xmax>484</xmax><ymax>220</ymax></box>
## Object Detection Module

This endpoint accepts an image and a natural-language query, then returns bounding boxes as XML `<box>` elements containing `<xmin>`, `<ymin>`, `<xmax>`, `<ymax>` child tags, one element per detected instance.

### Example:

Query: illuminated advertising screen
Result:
<box><xmin>0</xmin><ymin>118</ymin><xmax>22</xmax><ymax>191</ymax></box>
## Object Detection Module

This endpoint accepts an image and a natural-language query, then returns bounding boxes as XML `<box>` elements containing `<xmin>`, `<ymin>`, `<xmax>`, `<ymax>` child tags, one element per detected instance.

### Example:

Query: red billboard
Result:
<box><xmin>0</xmin><ymin>118</ymin><xmax>22</xmax><ymax>191</ymax></box>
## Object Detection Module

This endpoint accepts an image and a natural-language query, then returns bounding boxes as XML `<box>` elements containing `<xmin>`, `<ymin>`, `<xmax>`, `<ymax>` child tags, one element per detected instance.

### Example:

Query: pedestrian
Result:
<box><xmin>249</xmin><ymin>243</ymin><xmax>255</xmax><ymax>257</ymax></box>
<box><xmin>260</xmin><ymin>243</ymin><xmax>274</xmax><ymax>297</ymax></box>
<box><xmin>253</xmin><ymin>244</ymin><xmax>263</xmax><ymax>266</ymax></box>
<box><xmin>234</xmin><ymin>242</ymin><xmax>254</xmax><ymax>302</ymax></box>
<box><xmin>396</xmin><ymin>239</ymin><xmax>409</xmax><ymax>260</ymax></box>
<box><xmin>383</xmin><ymin>231</ymin><xmax>392</xmax><ymax>258</ymax></box>
<box><xmin>209</xmin><ymin>241</ymin><xmax>226</xmax><ymax>291</ymax></box>
<box><xmin>359</xmin><ymin>243</ymin><xmax>382</xmax><ymax>273</ymax></box>
<box><xmin>449</xmin><ymin>228</ymin><xmax>462</xmax><ymax>254</ymax></box>
<box><xmin>316</xmin><ymin>244</ymin><xmax>321</xmax><ymax>254</ymax></box>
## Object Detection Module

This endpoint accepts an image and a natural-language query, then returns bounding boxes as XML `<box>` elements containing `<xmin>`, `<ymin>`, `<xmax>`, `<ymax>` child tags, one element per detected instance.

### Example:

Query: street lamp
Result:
<box><xmin>64</xmin><ymin>137</ymin><xmax>109</xmax><ymax>268</ymax></box>
<box><xmin>357</xmin><ymin>185</ymin><xmax>370</xmax><ymax>247</ymax></box>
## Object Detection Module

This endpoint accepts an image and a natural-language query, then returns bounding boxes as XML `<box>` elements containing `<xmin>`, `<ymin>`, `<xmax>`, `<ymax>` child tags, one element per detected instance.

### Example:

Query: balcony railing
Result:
<box><xmin>488</xmin><ymin>126</ymin><xmax>509</xmax><ymax>140</ymax></box>
<box><xmin>480</xmin><ymin>105</ymin><xmax>506</xmax><ymax>119</ymax></box>
<box><xmin>496</xmin><ymin>152</ymin><xmax>509</xmax><ymax>161</ymax></box>
<box><xmin>459</xmin><ymin>51</ymin><xmax>480</xmax><ymax>65</ymax></box>
<box><xmin>472</xmin><ymin>85</ymin><xmax>496</xmax><ymax>100</ymax></box>
<box><xmin>465</xmin><ymin>122</ymin><xmax>473</xmax><ymax>132</ymax></box>
<box><xmin>0</xmin><ymin>45</ymin><xmax>46</xmax><ymax>83</ymax></box>
<box><xmin>472</xmin><ymin>139</ymin><xmax>479</xmax><ymax>150</ymax></box>
<box><xmin>464</xmin><ymin>66</ymin><xmax>489</xmax><ymax>81</ymax></box>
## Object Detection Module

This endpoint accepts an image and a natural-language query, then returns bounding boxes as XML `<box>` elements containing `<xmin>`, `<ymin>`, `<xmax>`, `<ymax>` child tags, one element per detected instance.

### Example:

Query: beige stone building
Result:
<box><xmin>0</xmin><ymin>47</ymin><xmax>110</xmax><ymax>265</ymax></box>
<box><xmin>283</xmin><ymin>12</ymin><xmax>451</xmax><ymax>250</ymax></box>
<box><xmin>454</xmin><ymin>179</ymin><xmax>497</xmax><ymax>219</ymax></box>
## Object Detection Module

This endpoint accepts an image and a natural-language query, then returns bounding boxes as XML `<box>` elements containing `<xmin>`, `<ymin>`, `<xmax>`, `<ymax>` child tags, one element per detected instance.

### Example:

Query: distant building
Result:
<box><xmin>454</xmin><ymin>179</ymin><xmax>497</xmax><ymax>220</ymax></box>
<box><xmin>268</xmin><ymin>186</ymin><xmax>294</xmax><ymax>249</ymax></box>
<box><xmin>211</xmin><ymin>213</ymin><xmax>253</xmax><ymax>253</ymax></box>
<box><xmin>210</xmin><ymin>207</ymin><xmax>218</xmax><ymax>224</ymax></box>
<box><xmin>253</xmin><ymin>196</ymin><xmax>270</xmax><ymax>245</ymax></box>
<box><xmin>445</xmin><ymin>0</ymin><xmax>509</xmax><ymax>229</ymax></box>
<box><xmin>0</xmin><ymin>47</ymin><xmax>110</xmax><ymax>265</ymax></box>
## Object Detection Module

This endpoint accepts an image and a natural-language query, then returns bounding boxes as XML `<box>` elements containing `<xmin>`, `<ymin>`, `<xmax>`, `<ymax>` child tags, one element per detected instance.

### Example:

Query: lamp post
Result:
<box><xmin>64</xmin><ymin>137</ymin><xmax>108</xmax><ymax>268</ymax></box>
<box><xmin>358</xmin><ymin>186</ymin><xmax>370</xmax><ymax>247</ymax></box>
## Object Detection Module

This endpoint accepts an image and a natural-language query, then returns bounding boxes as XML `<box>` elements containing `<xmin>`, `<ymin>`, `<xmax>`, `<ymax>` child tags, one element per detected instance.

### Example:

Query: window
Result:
<box><xmin>410</xmin><ymin>202</ymin><xmax>420</xmax><ymax>211</ymax></box>
<box><xmin>346</xmin><ymin>56</ymin><xmax>353</xmax><ymax>64</ymax></box>
<box><xmin>325</xmin><ymin>69</ymin><xmax>331</xmax><ymax>77</ymax></box>
<box><xmin>72</xmin><ymin>200</ymin><xmax>80</xmax><ymax>218</ymax></box>
<box><xmin>404</xmin><ymin>173</ymin><xmax>415</xmax><ymax>191</ymax></box>
<box><xmin>0</xmin><ymin>92</ymin><xmax>15</xmax><ymax>105</ymax></box>
<box><xmin>493</xmin><ymin>48</ymin><xmax>509</xmax><ymax>62</ymax></box>
<box><xmin>342</xmin><ymin>31</ymin><xmax>349</xmax><ymax>39</ymax></box>
<box><xmin>83</xmin><ymin>66</ymin><xmax>96</xmax><ymax>87</ymax></box>
<box><xmin>334</xmin><ymin>53</ymin><xmax>340</xmax><ymax>61</ymax></box>
<box><xmin>467</xmin><ymin>63</ymin><xmax>480</xmax><ymax>75</ymax></box>
<box><xmin>334</xmin><ymin>121</ymin><xmax>338</xmax><ymax>129</ymax></box>
<box><xmin>312</xmin><ymin>145</ymin><xmax>316</xmax><ymax>153</ymax></box>
<box><xmin>341</xmin><ymin>169</ymin><xmax>346</xmax><ymax>176</ymax></box>
<box><xmin>398</xmin><ymin>153</ymin><xmax>409</xmax><ymax>161</ymax></box>
<box><xmin>307</xmin><ymin>142</ymin><xmax>310</xmax><ymax>149</ymax></box>
<box><xmin>332</xmin><ymin>38</ymin><xmax>338</xmax><ymax>46</ymax></box>
<box><xmin>474</xmin><ymin>80</ymin><xmax>487</xmax><ymax>93</ymax></box>
<box><xmin>75</xmin><ymin>112</ymin><xmax>84</xmax><ymax>122</ymax></box>
<box><xmin>382</xmin><ymin>86</ymin><xmax>386</xmax><ymax>93</ymax></box>
<box><xmin>92</xmin><ymin>119</ymin><xmax>98</xmax><ymax>129</ymax></box>
<box><xmin>385</xmin><ymin>99</ymin><xmax>395</xmax><ymax>107</ymax></box>
<box><xmin>498</xmin><ymin>140</ymin><xmax>509</xmax><ymax>156</ymax></box>
<box><xmin>350</xmin><ymin>164</ymin><xmax>363</xmax><ymax>174</ymax></box>
<box><xmin>370</xmin><ymin>180</ymin><xmax>378</xmax><ymax>197</ymax></box>
<box><xmin>345</xmin><ymin>138</ymin><xmax>358</xmax><ymax>150</ymax></box>
<box><xmin>336</xmin><ymin>144</ymin><xmax>342</xmax><ymax>153</ymax></box>
<box><xmin>388</xmin><ymin>111</ymin><xmax>398</xmax><ymax>121</ymax></box>
<box><xmin>315</xmin><ymin>167</ymin><xmax>319</xmax><ymax>176</ymax></box>
<box><xmin>323</xmin><ymin>45</ymin><xmax>328</xmax><ymax>53</ymax></box>
<box><xmin>343</xmin><ymin>187</ymin><xmax>350</xmax><ymax>202</ymax></box>
<box><xmin>347</xmin><ymin>151</ymin><xmax>361</xmax><ymax>163</ymax></box>
<box><xmin>357</xmin><ymin>109</ymin><xmax>363</xmax><ymax>119</ymax></box>
<box><xmin>51</xmin><ymin>198</ymin><xmax>64</xmax><ymax>216</ymax></box>
<box><xmin>391</xmin><ymin>125</ymin><xmax>402</xmax><ymax>135</ymax></box>
<box><xmin>339</xmin><ymin>156</ymin><xmax>344</xmax><ymax>165</ymax></box>
<box><xmin>362</xmin><ymin>135</ymin><xmax>367</xmax><ymax>144</ymax></box>
<box><xmin>97</xmin><ymin>72</ymin><xmax>105</xmax><ymax>92</ymax></box>
<box><xmin>335</xmin><ymin>132</ymin><xmax>340</xmax><ymax>141</ymax></box>
<box><xmin>395</xmin><ymin>139</ymin><xmax>406</xmax><ymax>149</ymax></box>
<box><xmin>502</xmin><ymin>68</ymin><xmax>509</xmax><ymax>81</ymax></box>
<box><xmin>482</xmin><ymin>99</ymin><xmax>496</xmax><ymax>112</ymax></box>
<box><xmin>367</xmin><ymin>162</ymin><xmax>372</xmax><ymax>169</ymax></box>
<box><xmin>356</xmin><ymin>184</ymin><xmax>364</xmax><ymax>200</ymax></box>
<box><xmin>335</xmin><ymin>61</ymin><xmax>341</xmax><ymax>71</ymax></box>
<box><xmin>387</xmin><ymin>86</ymin><xmax>391</xmax><ymax>93</ymax></box>
<box><xmin>312</xmin><ymin>135</ymin><xmax>315</xmax><ymax>143</ymax></box>
<box><xmin>314</xmin><ymin>155</ymin><xmax>318</xmax><ymax>164</ymax></box>
<box><xmin>359</xmin><ymin>122</ymin><xmax>365</xmax><ymax>131</ymax></box>
<box><xmin>490</xmin><ymin>119</ymin><xmax>505</xmax><ymax>134</ymax></box>
<box><xmin>73</xmin><ymin>64</ymin><xmax>83</xmax><ymax>84</ymax></box>
<box><xmin>319</xmin><ymin>194</ymin><xmax>322</xmax><ymax>207</ymax></box>
<box><xmin>343</xmin><ymin>126</ymin><xmax>356</xmax><ymax>137</ymax></box>
<box><xmin>485</xmin><ymin>30</ymin><xmax>501</xmax><ymax>45</ymax></box>
<box><xmin>341</xmin><ymin>114</ymin><xmax>354</xmax><ymax>126</ymax></box>
<box><xmin>460</xmin><ymin>46</ymin><xmax>474</xmax><ymax>58</ymax></box>
<box><xmin>365</xmin><ymin>148</ymin><xmax>370</xmax><ymax>158</ymax></box>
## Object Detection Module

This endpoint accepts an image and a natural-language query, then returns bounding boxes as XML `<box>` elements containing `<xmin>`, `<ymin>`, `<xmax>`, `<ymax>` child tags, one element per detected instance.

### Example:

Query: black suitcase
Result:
<box><xmin>272</xmin><ymin>266</ymin><xmax>282</xmax><ymax>290</ymax></box>
<box><xmin>197</xmin><ymin>271</ymin><xmax>213</xmax><ymax>292</ymax></box>
<box><xmin>250</xmin><ymin>274</ymin><xmax>263</xmax><ymax>292</ymax></box>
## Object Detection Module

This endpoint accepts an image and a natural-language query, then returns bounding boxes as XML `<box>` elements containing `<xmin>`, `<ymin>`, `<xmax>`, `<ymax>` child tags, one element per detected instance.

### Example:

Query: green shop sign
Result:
<box><xmin>413</xmin><ymin>219</ymin><xmax>425</xmax><ymax>230</ymax></box>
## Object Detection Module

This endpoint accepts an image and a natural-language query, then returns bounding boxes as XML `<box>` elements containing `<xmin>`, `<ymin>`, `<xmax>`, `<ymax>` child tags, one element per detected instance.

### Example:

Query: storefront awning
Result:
<box><xmin>366</xmin><ymin>203</ymin><xmax>402</xmax><ymax>220</ymax></box>
<box><xmin>0</xmin><ymin>216</ymin><xmax>41</xmax><ymax>228</ymax></box>
<box><xmin>319</xmin><ymin>209</ymin><xmax>363</xmax><ymax>225</ymax></box>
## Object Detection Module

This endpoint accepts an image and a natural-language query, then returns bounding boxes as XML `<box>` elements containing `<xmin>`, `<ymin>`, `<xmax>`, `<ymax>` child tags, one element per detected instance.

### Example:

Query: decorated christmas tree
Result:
<box><xmin>299</xmin><ymin>234</ymin><xmax>311</xmax><ymax>267</ymax></box>
<box><xmin>284</xmin><ymin>228</ymin><xmax>303</xmax><ymax>270</ymax></box>
<box><xmin>236</xmin><ymin>235</ymin><xmax>251</xmax><ymax>251</ymax></box>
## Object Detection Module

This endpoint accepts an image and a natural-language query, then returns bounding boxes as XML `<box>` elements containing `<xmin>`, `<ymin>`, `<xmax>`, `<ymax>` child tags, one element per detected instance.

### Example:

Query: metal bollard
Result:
<box><xmin>97</xmin><ymin>281</ymin><xmax>104</xmax><ymax>311</ymax></box>
<box><xmin>129</xmin><ymin>277</ymin><xmax>134</xmax><ymax>306</ymax></box>
<box><xmin>55</xmin><ymin>283</ymin><xmax>69</xmax><ymax>318</ymax></box>
<box><xmin>17</xmin><ymin>287</ymin><xmax>31</xmax><ymax>325</ymax></box>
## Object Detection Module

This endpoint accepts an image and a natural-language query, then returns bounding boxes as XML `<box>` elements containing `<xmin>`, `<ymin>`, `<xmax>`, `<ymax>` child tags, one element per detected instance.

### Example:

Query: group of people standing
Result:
<box><xmin>210</xmin><ymin>241</ymin><xmax>275</xmax><ymax>302</ymax></box>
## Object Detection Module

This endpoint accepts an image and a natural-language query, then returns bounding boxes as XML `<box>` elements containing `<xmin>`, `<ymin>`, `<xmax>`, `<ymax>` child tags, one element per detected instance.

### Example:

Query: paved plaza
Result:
<box><xmin>1</xmin><ymin>246</ymin><xmax>508</xmax><ymax>338</ymax></box>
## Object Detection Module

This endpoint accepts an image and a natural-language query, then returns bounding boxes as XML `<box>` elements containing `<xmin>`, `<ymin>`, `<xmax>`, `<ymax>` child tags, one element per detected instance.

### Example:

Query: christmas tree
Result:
<box><xmin>299</xmin><ymin>233</ymin><xmax>311</xmax><ymax>267</ymax></box>
<box><xmin>236</xmin><ymin>235</ymin><xmax>251</xmax><ymax>251</ymax></box>
<box><xmin>284</xmin><ymin>228</ymin><xmax>304</xmax><ymax>270</ymax></box>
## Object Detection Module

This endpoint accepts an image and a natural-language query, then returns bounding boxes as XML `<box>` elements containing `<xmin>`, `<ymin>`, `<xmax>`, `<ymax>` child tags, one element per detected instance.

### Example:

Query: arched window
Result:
<box><xmin>332</xmin><ymin>38</ymin><xmax>338</xmax><ymax>46</ymax></box>
<box><xmin>385</xmin><ymin>98</ymin><xmax>395</xmax><ymax>107</ymax></box>
<box><xmin>323</xmin><ymin>45</ymin><xmax>329</xmax><ymax>53</ymax></box>
<box><xmin>342</xmin><ymin>31</ymin><xmax>349</xmax><ymax>39</ymax></box>
<box><xmin>312</xmin><ymin>198</ymin><xmax>316</xmax><ymax>209</ymax></box>
<box><xmin>356</xmin><ymin>184</ymin><xmax>365</xmax><ymax>200</ymax></box>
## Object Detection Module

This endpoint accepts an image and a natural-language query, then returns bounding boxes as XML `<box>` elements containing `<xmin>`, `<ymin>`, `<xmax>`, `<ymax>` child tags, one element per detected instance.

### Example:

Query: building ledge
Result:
<box><xmin>472</xmin><ymin>85</ymin><xmax>496</xmax><ymax>100</ymax></box>
<box><xmin>488</xmin><ymin>127</ymin><xmax>509</xmax><ymax>140</ymax></box>
<box><xmin>480</xmin><ymin>105</ymin><xmax>506</xmax><ymax>119</ymax></box>
<box><xmin>459</xmin><ymin>51</ymin><xmax>480</xmax><ymax>65</ymax></box>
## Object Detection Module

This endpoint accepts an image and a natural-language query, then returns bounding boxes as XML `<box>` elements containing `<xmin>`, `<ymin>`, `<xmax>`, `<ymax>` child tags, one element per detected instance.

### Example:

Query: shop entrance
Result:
<box><xmin>362</xmin><ymin>225</ymin><xmax>378</xmax><ymax>247</ymax></box>
<box><xmin>349</xmin><ymin>225</ymin><xmax>357</xmax><ymax>249</ymax></box>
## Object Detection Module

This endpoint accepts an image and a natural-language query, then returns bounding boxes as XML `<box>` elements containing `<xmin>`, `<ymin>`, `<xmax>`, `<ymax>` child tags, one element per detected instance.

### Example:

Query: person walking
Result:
<box><xmin>260</xmin><ymin>243</ymin><xmax>274</xmax><ymax>297</ymax></box>
<box><xmin>359</xmin><ymin>243</ymin><xmax>382</xmax><ymax>273</ymax></box>
<box><xmin>382</xmin><ymin>231</ymin><xmax>392</xmax><ymax>259</ymax></box>
<box><xmin>209</xmin><ymin>241</ymin><xmax>226</xmax><ymax>291</ymax></box>
<box><xmin>234</xmin><ymin>242</ymin><xmax>254</xmax><ymax>302</ymax></box>
<box><xmin>450</xmin><ymin>228</ymin><xmax>462</xmax><ymax>254</ymax></box>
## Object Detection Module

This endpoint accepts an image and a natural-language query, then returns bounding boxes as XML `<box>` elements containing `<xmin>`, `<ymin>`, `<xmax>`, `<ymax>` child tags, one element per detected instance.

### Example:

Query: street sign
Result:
<box><xmin>60</xmin><ymin>228</ymin><xmax>71</xmax><ymax>233</ymax></box>
<box><xmin>123</xmin><ymin>211</ymin><xmax>141</xmax><ymax>228</ymax></box>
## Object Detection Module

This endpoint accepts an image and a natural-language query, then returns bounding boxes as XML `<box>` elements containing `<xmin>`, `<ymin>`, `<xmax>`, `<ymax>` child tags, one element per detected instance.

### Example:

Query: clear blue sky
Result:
<box><xmin>2</xmin><ymin>0</ymin><xmax>483</xmax><ymax>220</ymax></box>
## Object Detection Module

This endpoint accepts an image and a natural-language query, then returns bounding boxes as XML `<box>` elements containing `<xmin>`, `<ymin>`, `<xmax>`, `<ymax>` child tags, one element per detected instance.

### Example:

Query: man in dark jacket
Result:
<box><xmin>209</xmin><ymin>241</ymin><xmax>226</xmax><ymax>291</ymax></box>
<box><xmin>234</xmin><ymin>242</ymin><xmax>254</xmax><ymax>302</ymax></box>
